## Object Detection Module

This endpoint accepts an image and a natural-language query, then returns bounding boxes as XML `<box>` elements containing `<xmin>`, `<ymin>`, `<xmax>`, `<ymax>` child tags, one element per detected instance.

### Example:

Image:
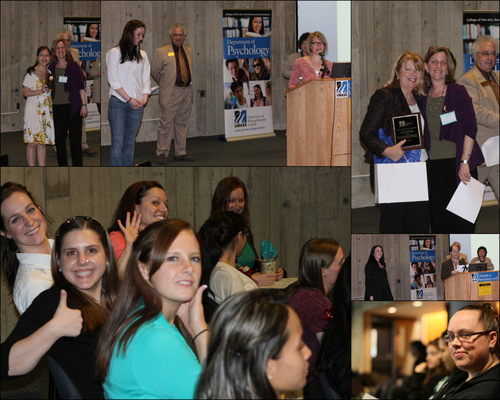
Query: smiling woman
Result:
<box><xmin>95</xmin><ymin>219</ymin><xmax>209</xmax><ymax>399</ymax></box>
<box><xmin>0</xmin><ymin>182</ymin><xmax>53</xmax><ymax>314</ymax></box>
<box><xmin>434</xmin><ymin>303</ymin><xmax>499</xmax><ymax>399</ymax></box>
<box><xmin>1</xmin><ymin>216</ymin><xmax>119</xmax><ymax>399</ymax></box>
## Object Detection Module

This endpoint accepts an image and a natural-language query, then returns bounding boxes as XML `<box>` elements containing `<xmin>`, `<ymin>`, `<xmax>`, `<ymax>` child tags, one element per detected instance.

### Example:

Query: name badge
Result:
<box><xmin>58</xmin><ymin>76</ymin><xmax>68</xmax><ymax>83</ymax></box>
<box><xmin>168</xmin><ymin>52</ymin><xmax>175</xmax><ymax>57</ymax></box>
<box><xmin>440</xmin><ymin>111</ymin><xmax>457</xmax><ymax>125</ymax></box>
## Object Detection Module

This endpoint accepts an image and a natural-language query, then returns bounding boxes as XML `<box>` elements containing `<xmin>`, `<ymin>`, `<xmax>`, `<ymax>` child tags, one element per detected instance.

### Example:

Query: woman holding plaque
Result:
<box><xmin>48</xmin><ymin>39</ymin><xmax>87</xmax><ymax>166</ymax></box>
<box><xmin>422</xmin><ymin>47</ymin><xmax>484</xmax><ymax>233</ymax></box>
<box><xmin>359</xmin><ymin>51</ymin><xmax>429</xmax><ymax>233</ymax></box>
<box><xmin>288</xmin><ymin>238</ymin><xmax>344</xmax><ymax>399</ymax></box>
<box><xmin>22</xmin><ymin>46</ymin><xmax>55</xmax><ymax>166</ymax></box>
<box><xmin>288</xmin><ymin>31</ymin><xmax>333</xmax><ymax>89</ymax></box>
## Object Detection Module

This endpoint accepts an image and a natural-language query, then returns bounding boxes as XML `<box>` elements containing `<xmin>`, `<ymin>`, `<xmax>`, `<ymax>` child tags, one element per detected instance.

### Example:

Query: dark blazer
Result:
<box><xmin>422</xmin><ymin>82</ymin><xmax>484</xmax><ymax>183</ymax></box>
<box><xmin>364</xmin><ymin>261</ymin><xmax>394</xmax><ymax>301</ymax></box>
<box><xmin>360</xmin><ymin>86</ymin><xmax>423</xmax><ymax>161</ymax></box>
<box><xmin>441</xmin><ymin>257</ymin><xmax>468</xmax><ymax>281</ymax></box>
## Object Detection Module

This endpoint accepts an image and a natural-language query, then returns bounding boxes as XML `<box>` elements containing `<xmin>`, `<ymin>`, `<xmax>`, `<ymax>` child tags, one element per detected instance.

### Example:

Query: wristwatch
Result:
<box><xmin>461</xmin><ymin>160</ymin><xmax>469</xmax><ymax>164</ymax></box>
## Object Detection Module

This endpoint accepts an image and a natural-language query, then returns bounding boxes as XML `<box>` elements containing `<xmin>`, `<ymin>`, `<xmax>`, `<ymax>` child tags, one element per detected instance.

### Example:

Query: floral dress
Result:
<box><xmin>22</xmin><ymin>72</ymin><xmax>55</xmax><ymax>145</ymax></box>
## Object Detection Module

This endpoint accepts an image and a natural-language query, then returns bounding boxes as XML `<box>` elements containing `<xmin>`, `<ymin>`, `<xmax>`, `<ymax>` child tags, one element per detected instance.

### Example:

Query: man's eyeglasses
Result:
<box><xmin>478</xmin><ymin>51</ymin><xmax>497</xmax><ymax>58</ymax></box>
<box><xmin>443</xmin><ymin>330</ymin><xmax>492</xmax><ymax>343</ymax></box>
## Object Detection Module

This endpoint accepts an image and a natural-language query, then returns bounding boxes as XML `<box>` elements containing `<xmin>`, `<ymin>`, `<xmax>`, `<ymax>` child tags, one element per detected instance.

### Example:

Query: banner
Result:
<box><xmin>63</xmin><ymin>17</ymin><xmax>101</xmax><ymax>130</ymax></box>
<box><xmin>462</xmin><ymin>11</ymin><xmax>499</xmax><ymax>73</ymax></box>
<box><xmin>409</xmin><ymin>236</ymin><xmax>438</xmax><ymax>300</ymax></box>
<box><xmin>223</xmin><ymin>9</ymin><xmax>274</xmax><ymax>140</ymax></box>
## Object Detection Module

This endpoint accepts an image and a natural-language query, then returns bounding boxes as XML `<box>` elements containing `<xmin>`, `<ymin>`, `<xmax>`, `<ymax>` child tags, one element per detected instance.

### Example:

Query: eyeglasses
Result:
<box><xmin>172</xmin><ymin>33</ymin><xmax>185</xmax><ymax>37</ymax></box>
<box><xmin>311</xmin><ymin>41</ymin><xmax>324</xmax><ymax>46</ymax></box>
<box><xmin>253</xmin><ymin>64</ymin><xmax>261</xmax><ymax>68</ymax></box>
<box><xmin>443</xmin><ymin>330</ymin><xmax>492</xmax><ymax>343</ymax></box>
<box><xmin>478</xmin><ymin>51</ymin><xmax>497</xmax><ymax>58</ymax></box>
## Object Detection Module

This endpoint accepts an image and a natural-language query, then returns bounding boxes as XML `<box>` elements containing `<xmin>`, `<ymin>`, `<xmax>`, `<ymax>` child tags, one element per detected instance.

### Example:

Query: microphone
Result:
<box><xmin>318</xmin><ymin>52</ymin><xmax>330</xmax><ymax>78</ymax></box>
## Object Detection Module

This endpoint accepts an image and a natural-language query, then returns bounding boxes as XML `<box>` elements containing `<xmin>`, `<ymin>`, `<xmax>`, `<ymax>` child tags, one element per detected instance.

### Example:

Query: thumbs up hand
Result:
<box><xmin>51</xmin><ymin>290</ymin><xmax>83</xmax><ymax>338</ymax></box>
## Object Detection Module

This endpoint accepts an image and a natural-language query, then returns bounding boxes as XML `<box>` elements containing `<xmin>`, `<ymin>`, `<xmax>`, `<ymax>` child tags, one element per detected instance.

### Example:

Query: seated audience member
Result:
<box><xmin>441</xmin><ymin>244</ymin><xmax>468</xmax><ymax>281</ymax></box>
<box><xmin>1</xmin><ymin>182</ymin><xmax>53</xmax><ymax>314</ymax></box>
<box><xmin>195</xmin><ymin>289</ymin><xmax>312</xmax><ymax>399</ymax></box>
<box><xmin>209</xmin><ymin>176</ymin><xmax>284</xmax><ymax>285</ymax></box>
<box><xmin>316</xmin><ymin>254</ymin><xmax>351</xmax><ymax>399</ymax></box>
<box><xmin>1</xmin><ymin>216</ymin><xmax>119</xmax><ymax>399</ymax></box>
<box><xmin>282</xmin><ymin>32</ymin><xmax>310</xmax><ymax>80</ymax></box>
<box><xmin>470</xmin><ymin>246</ymin><xmax>494</xmax><ymax>270</ymax></box>
<box><xmin>434</xmin><ymin>303</ymin><xmax>499</xmax><ymax>399</ymax></box>
<box><xmin>444</xmin><ymin>241</ymin><xmax>469</xmax><ymax>264</ymax></box>
<box><xmin>288</xmin><ymin>238</ymin><xmax>345</xmax><ymax>399</ymax></box>
<box><xmin>95</xmin><ymin>220</ymin><xmax>209</xmax><ymax>399</ymax></box>
<box><xmin>198</xmin><ymin>211</ymin><xmax>257</xmax><ymax>307</ymax></box>
<box><xmin>408</xmin><ymin>338</ymin><xmax>448</xmax><ymax>399</ymax></box>
<box><xmin>108</xmin><ymin>181</ymin><xmax>168</xmax><ymax>277</ymax></box>
<box><xmin>429</xmin><ymin>333</ymin><xmax>468</xmax><ymax>398</ymax></box>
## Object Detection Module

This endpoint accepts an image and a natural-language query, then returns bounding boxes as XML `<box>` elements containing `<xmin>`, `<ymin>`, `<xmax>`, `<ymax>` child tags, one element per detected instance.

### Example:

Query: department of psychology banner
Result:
<box><xmin>409</xmin><ymin>236</ymin><xmax>438</xmax><ymax>300</ymax></box>
<box><xmin>223</xmin><ymin>9</ymin><xmax>274</xmax><ymax>140</ymax></box>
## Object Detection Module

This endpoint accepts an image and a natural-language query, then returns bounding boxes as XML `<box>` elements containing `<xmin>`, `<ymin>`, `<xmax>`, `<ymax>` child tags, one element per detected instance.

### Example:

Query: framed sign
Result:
<box><xmin>391</xmin><ymin>112</ymin><xmax>424</xmax><ymax>150</ymax></box>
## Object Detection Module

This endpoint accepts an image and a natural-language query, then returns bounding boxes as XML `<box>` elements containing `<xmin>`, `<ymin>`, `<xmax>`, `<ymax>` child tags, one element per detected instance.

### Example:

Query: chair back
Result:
<box><xmin>47</xmin><ymin>355</ymin><xmax>82</xmax><ymax>399</ymax></box>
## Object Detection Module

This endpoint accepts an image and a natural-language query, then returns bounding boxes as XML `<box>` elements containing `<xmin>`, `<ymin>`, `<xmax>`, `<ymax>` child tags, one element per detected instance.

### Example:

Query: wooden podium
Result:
<box><xmin>444</xmin><ymin>271</ymin><xmax>499</xmax><ymax>300</ymax></box>
<box><xmin>286</xmin><ymin>78</ymin><xmax>351</xmax><ymax>166</ymax></box>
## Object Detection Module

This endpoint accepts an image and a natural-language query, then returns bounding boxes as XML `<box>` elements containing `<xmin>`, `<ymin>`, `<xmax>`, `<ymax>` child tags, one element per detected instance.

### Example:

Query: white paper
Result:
<box><xmin>374</xmin><ymin>162</ymin><xmax>428</xmax><ymax>204</ymax></box>
<box><xmin>150</xmin><ymin>86</ymin><xmax>159</xmax><ymax>96</ymax></box>
<box><xmin>446</xmin><ymin>177</ymin><xmax>485</xmax><ymax>223</ymax></box>
<box><xmin>481</xmin><ymin>135</ymin><xmax>499</xmax><ymax>167</ymax></box>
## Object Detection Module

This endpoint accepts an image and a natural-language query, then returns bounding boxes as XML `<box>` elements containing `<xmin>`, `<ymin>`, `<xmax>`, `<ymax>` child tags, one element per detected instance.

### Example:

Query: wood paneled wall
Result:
<box><xmin>351</xmin><ymin>234</ymin><xmax>450</xmax><ymax>301</ymax></box>
<box><xmin>0</xmin><ymin>1</ymin><xmax>100</xmax><ymax>133</ymax></box>
<box><xmin>351</xmin><ymin>1</ymin><xmax>499</xmax><ymax>208</ymax></box>
<box><xmin>100</xmin><ymin>1</ymin><xmax>296</xmax><ymax>144</ymax></box>
<box><xmin>1</xmin><ymin>166</ymin><xmax>350</xmax><ymax>339</ymax></box>
<box><xmin>1</xmin><ymin>1</ymin><xmax>296</xmax><ymax>138</ymax></box>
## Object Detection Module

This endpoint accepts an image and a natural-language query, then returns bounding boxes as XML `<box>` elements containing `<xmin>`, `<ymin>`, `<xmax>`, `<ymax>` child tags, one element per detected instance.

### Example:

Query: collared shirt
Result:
<box><xmin>13</xmin><ymin>239</ymin><xmax>54</xmax><ymax>314</ymax></box>
<box><xmin>475</xmin><ymin>64</ymin><xmax>494</xmax><ymax>82</ymax></box>
<box><xmin>172</xmin><ymin>44</ymin><xmax>192</xmax><ymax>86</ymax></box>
<box><xmin>106</xmin><ymin>47</ymin><xmax>151</xmax><ymax>102</ymax></box>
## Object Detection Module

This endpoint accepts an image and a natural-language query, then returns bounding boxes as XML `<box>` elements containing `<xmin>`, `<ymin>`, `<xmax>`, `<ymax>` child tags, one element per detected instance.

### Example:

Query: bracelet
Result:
<box><xmin>127</xmin><ymin>97</ymin><xmax>132</xmax><ymax>103</ymax></box>
<box><xmin>193</xmin><ymin>328</ymin><xmax>209</xmax><ymax>342</ymax></box>
<box><xmin>82</xmin><ymin>104</ymin><xmax>87</xmax><ymax>107</ymax></box>
<box><xmin>462</xmin><ymin>152</ymin><xmax>471</xmax><ymax>156</ymax></box>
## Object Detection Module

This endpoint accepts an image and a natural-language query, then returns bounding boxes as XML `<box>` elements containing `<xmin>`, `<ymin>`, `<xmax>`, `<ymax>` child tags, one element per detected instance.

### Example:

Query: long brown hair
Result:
<box><xmin>210</xmin><ymin>177</ymin><xmax>250</xmax><ymax>224</ymax></box>
<box><xmin>52</xmin><ymin>216</ymin><xmax>119</xmax><ymax>332</ymax></box>
<box><xmin>95</xmin><ymin>219</ymin><xmax>198</xmax><ymax>382</ymax></box>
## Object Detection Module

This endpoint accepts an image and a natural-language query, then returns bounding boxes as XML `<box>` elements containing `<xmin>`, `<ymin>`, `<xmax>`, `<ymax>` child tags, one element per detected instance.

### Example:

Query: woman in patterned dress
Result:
<box><xmin>22</xmin><ymin>46</ymin><xmax>55</xmax><ymax>166</ymax></box>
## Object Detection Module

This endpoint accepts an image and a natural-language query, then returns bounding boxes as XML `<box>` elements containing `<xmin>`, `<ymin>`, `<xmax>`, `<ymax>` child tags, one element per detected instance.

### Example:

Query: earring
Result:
<box><xmin>59</xmin><ymin>267</ymin><xmax>62</xmax><ymax>272</ymax></box>
<box><xmin>267</xmin><ymin>374</ymin><xmax>273</xmax><ymax>381</ymax></box>
<box><xmin>106</xmin><ymin>261</ymin><xmax>110</xmax><ymax>271</ymax></box>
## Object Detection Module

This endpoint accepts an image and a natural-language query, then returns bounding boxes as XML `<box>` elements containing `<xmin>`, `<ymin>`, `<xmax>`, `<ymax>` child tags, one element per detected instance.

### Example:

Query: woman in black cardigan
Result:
<box><xmin>359</xmin><ymin>51</ymin><xmax>429</xmax><ymax>233</ymax></box>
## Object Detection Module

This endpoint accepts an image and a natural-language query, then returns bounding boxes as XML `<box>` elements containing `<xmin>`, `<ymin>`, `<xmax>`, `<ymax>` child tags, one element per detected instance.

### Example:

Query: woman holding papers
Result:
<box><xmin>359</xmin><ymin>51</ymin><xmax>429</xmax><ymax>233</ymax></box>
<box><xmin>422</xmin><ymin>46</ymin><xmax>484</xmax><ymax>233</ymax></box>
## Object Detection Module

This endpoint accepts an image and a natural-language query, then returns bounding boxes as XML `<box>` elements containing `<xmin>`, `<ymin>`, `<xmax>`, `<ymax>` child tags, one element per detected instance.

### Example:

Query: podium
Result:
<box><xmin>444</xmin><ymin>271</ymin><xmax>499</xmax><ymax>300</ymax></box>
<box><xmin>286</xmin><ymin>78</ymin><xmax>351</xmax><ymax>166</ymax></box>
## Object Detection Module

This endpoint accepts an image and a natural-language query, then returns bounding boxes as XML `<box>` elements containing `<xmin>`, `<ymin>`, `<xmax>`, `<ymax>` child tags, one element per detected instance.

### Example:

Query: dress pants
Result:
<box><xmin>156</xmin><ymin>85</ymin><xmax>192</xmax><ymax>157</ymax></box>
<box><xmin>53</xmin><ymin>104</ymin><xmax>82</xmax><ymax>166</ymax></box>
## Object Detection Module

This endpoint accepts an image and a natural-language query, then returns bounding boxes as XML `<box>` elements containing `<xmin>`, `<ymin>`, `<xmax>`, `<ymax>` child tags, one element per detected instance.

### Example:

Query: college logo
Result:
<box><xmin>336</xmin><ymin>80</ymin><xmax>351</xmax><ymax>98</ymax></box>
<box><xmin>234</xmin><ymin>110</ymin><xmax>247</xmax><ymax>127</ymax></box>
<box><xmin>416</xmin><ymin>289</ymin><xmax>423</xmax><ymax>299</ymax></box>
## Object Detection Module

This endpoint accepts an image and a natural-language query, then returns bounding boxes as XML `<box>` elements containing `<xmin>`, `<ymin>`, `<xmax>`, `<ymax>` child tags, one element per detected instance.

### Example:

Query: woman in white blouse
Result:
<box><xmin>106</xmin><ymin>19</ymin><xmax>151</xmax><ymax>166</ymax></box>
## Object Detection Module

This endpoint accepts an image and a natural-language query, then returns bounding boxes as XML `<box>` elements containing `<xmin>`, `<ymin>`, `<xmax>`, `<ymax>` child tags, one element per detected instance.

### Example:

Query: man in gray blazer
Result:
<box><xmin>151</xmin><ymin>23</ymin><xmax>194</xmax><ymax>164</ymax></box>
<box><xmin>457</xmin><ymin>35</ymin><xmax>499</xmax><ymax>199</ymax></box>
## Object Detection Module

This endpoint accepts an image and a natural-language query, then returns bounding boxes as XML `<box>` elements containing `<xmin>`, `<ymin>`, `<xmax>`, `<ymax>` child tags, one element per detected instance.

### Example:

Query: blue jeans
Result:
<box><xmin>108</xmin><ymin>96</ymin><xmax>144</xmax><ymax>166</ymax></box>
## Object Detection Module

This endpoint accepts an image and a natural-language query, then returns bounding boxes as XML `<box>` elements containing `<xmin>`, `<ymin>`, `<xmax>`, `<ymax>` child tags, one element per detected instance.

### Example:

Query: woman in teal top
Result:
<box><xmin>95</xmin><ymin>220</ymin><xmax>209</xmax><ymax>399</ymax></box>
<box><xmin>209</xmin><ymin>176</ymin><xmax>285</xmax><ymax>286</ymax></box>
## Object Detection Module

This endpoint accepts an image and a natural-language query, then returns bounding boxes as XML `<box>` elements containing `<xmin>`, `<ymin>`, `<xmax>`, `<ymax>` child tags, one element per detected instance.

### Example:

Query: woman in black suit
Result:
<box><xmin>364</xmin><ymin>245</ymin><xmax>393</xmax><ymax>301</ymax></box>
